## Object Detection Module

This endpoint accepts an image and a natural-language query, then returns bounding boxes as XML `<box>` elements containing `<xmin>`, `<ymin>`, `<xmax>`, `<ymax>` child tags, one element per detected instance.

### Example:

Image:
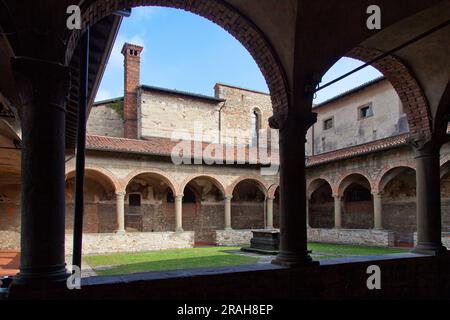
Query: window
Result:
<box><xmin>129</xmin><ymin>194</ymin><xmax>141</xmax><ymax>207</ymax></box>
<box><xmin>323</xmin><ymin>117</ymin><xmax>334</xmax><ymax>130</ymax></box>
<box><xmin>251</xmin><ymin>110</ymin><xmax>260</xmax><ymax>147</ymax></box>
<box><xmin>359</xmin><ymin>103</ymin><xmax>374</xmax><ymax>119</ymax></box>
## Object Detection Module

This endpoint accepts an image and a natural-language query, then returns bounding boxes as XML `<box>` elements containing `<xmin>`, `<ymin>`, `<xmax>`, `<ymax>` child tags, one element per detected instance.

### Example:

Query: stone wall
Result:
<box><xmin>215</xmin><ymin>230</ymin><xmax>253</xmax><ymax>246</ymax></box>
<box><xmin>65</xmin><ymin>231</ymin><xmax>194</xmax><ymax>255</ymax></box>
<box><xmin>0</xmin><ymin>230</ymin><xmax>19</xmax><ymax>250</ymax></box>
<box><xmin>308</xmin><ymin>228</ymin><xmax>395</xmax><ymax>247</ymax></box>
<box><xmin>87</xmin><ymin>103</ymin><xmax>124</xmax><ymax>138</ymax></box>
<box><xmin>414</xmin><ymin>233</ymin><xmax>450</xmax><ymax>249</ymax></box>
<box><xmin>139</xmin><ymin>89</ymin><xmax>220</xmax><ymax>143</ymax></box>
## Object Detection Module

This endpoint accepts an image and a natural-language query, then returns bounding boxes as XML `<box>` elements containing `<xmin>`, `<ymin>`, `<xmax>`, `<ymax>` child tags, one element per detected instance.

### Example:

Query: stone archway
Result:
<box><xmin>66</xmin><ymin>0</ymin><xmax>289</xmax><ymax>117</ymax></box>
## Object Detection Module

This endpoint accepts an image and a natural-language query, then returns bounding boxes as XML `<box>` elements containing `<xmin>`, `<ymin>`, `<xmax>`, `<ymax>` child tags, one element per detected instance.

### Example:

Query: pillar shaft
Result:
<box><xmin>224</xmin><ymin>196</ymin><xmax>232</xmax><ymax>230</ymax></box>
<box><xmin>175</xmin><ymin>195</ymin><xmax>183</xmax><ymax>232</ymax></box>
<box><xmin>12</xmin><ymin>58</ymin><xmax>70</xmax><ymax>286</ymax></box>
<box><xmin>410</xmin><ymin>139</ymin><xmax>446</xmax><ymax>254</ymax></box>
<box><xmin>272</xmin><ymin>112</ymin><xmax>316</xmax><ymax>267</ymax></box>
<box><xmin>266</xmin><ymin>197</ymin><xmax>274</xmax><ymax>229</ymax></box>
<box><xmin>334</xmin><ymin>196</ymin><xmax>342</xmax><ymax>229</ymax></box>
<box><xmin>306</xmin><ymin>197</ymin><xmax>310</xmax><ymax>228</ymax></box>
<box><xmin>373</xmin><ymin>193</ymin><xmax>383</xmax><ymax>229</ymax></box>
<box><xmin>116</xmin><ymin>192</ymin><xmax>126</xmax><ymax>233</ymax></box>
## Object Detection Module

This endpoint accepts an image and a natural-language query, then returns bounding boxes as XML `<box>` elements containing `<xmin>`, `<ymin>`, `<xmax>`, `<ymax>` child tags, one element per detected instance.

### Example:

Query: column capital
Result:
<box><xmin>266</xmin><ymin>196</ymin><xmax>275</xmax><ymax>201</ymax></box>
<box><xmin>269</xmin><ymin>111</ymin><xmax>317</xmax><ymax>132</ymax></box>
<box><xmin>332</xmin><ymin>194</ymin><xmax>341</xmax><ymax>199</ymax></box>
<box><xmin>175</xmin><ymin>194</ymin><xmax>184</xmax><ymax>200</ymax></box>
<box><xmin>116</xmin><ymin>191</ymin><xmax>126</xmax><ymax>197</ymax></box>
<box><xmin>406</xmin><ymin>134</ymin><xmax>442</xmax><ymax>157</ymax></box>
<box><xmin>224</xmin><ymin>195</ymin><xmax>233</xmax><ymax>201</ymax></box>
<box><xmin>11</xmin><ymin>57</ymin><xmax>70</xmax><ymax>111</ymax></box>
<box><xmin>372</xmin><ymin>192</ymin><xmax>383</xmax><ymax>198</ymax></box>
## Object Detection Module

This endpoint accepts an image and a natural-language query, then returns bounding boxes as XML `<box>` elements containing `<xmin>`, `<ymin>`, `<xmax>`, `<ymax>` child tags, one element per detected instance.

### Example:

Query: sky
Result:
<box><xmin>95</xmin><ymin>7</ymin><xmax>383</xmax><ymax>104</ymax></box>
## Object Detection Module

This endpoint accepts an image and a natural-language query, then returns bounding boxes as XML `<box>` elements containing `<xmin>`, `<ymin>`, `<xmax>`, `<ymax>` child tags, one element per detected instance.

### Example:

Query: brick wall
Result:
<box><xmin>122</xmin><ymin>43</ymin><xmax>143</xmax><ymax>139</ymax></box>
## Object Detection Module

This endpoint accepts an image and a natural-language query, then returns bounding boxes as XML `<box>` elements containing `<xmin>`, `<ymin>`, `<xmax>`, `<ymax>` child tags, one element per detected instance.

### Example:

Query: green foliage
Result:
<box><xmin>106</xmin><ymin>100</ymin><xmax>124</xmax><ymax>119</ymax></box>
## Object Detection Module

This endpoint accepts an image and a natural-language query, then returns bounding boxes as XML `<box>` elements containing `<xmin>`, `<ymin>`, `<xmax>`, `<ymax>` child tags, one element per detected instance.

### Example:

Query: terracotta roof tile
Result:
<box><xmin>86</xmin><ymin>133</ymin><xmax>410</xmax><ymax>167</ymax></box>
<box><xmin>306</xmin><ymin>133</ymin><xmax>410</xmax><ymax>167</ymax></box>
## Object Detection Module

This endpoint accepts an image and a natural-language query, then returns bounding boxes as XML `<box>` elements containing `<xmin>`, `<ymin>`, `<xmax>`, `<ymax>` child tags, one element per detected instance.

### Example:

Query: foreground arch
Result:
<box><xmin>66</xmin><ymin>0</ymin><xmax>289</xmax><ymax>116</ymax></box>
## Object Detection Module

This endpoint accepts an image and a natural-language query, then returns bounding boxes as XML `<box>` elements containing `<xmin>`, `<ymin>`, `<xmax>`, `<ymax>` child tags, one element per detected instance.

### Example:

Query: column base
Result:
<box><xmin>175</xmin><ymin>228</ymin><xmax>184</xmax><ymax>233</ymax></box>
<box><xmin>412</xmin><ymin>242</ymin><xmax>447</xmax><ymax>256</ymax></box>
<box><xmin>9</xmin><ymin>265</ymin><xmax>70</xmax><ymax>299</ymax></box>
<box><xmin>224</xmin><ymin>227</ymin><xmax>233</xmax><ymax>231</ymax></box>
<box><xmin>272</xmin><ymin>250</ymin><xmax>319</xmax><ymax>268</ymax></box>
<box><xmin>115</xmin><ymin>229</ymin><xmax>126</xmax><ymax>234</ymax></box>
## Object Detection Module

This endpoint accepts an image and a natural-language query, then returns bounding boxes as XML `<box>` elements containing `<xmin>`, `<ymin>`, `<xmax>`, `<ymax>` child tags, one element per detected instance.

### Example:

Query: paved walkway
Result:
<box><xmin>0</xmin><ymin>251</ymin><xmax>19</xmax><ymax>277</ymax></box>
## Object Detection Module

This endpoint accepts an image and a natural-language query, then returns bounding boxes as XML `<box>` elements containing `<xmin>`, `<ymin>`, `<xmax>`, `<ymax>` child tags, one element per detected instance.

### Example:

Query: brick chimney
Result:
<box><xmin>121</xmin><ymin>43</ymin><xmax>144</xmax><ymax>139</ymax></box>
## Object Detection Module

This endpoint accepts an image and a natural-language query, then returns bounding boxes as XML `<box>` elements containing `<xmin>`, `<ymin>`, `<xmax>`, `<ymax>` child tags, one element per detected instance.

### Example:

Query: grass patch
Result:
<box><xmin>308</xmin><ymin>242</ymin><xmax>407</xmax><ymax>256</ymax></box>
<box><xmin>83</xmin><ymin>244</ymin><xmax>409</xmax><ymax>276</ymax></box>
<box><xmin>84</xmin><ymin>247</ymin><xmax>258</xmax><ymax>276</ymax></box>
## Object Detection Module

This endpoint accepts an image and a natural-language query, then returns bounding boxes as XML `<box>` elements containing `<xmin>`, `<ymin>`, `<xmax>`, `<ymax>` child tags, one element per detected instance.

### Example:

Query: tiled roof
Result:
<box><xmin>86</xmin><ymin>135</ymin><xmax>277</xmax><ymax>165</ymax></box>
<box><xmin>313</xmin><ymin>77</ymin><xmax>386</xmax><ymax>109</ymax></box>
<box><xmin>86</xmin><ymin>133</ymin><xmax>410</xmax><ymax>167</ymax></box>
<box><xmin>306</xmin><ymin>133</ymin><xmax>410</xmax><ymax>167</ymax></box>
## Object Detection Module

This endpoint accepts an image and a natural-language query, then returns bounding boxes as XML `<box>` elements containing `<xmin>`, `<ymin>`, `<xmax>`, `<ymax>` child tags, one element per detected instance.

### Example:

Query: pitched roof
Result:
<box><xmin>86</xmin><ymin>133</ymin><xmax>410</xmax><ymax>168</ymax></box>
<box><xmin>86</xmin><ymin>135</ymin><xmax>277</xmax><ymax>165</ymax></box>
<box><xmin>313</xmin><ymin>77</ymin><xmax>386</xmax><ymax>109</ymax></box>
<box><xmin>140</xmin><ymin>85</ymin><xmax>225</xmax><ymax>103</ymax></box>
<box><xmin>306</xmin><ymin>133</ymin><xmax>410</xmax><ymax>167</ymax></box>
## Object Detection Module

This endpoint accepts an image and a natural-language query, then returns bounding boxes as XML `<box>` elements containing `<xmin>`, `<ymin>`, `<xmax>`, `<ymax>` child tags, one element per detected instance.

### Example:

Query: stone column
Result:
<box><xmin>408</xmin><ymin>138</ymin><xmax>446</xmax><ymax>254</ymax></box>
<box><xmin>224</xmin><ymin>196</ymin><xmax>232</xmax><ymax>230</ymax></box>
<box><xmin>271</xmin><ymin>111</ymin><xmax>316</xmax><ymax>267</ymax></box>
<box><xmin>175</xmin><ymin>195</ymin><xmax>183</xmax><ymax>232</ymax></box>
<box><xmin>266</xmin><ymin>197</ymin><xmax>274</xmax><ymax>229</ymax></box>
<box><xmin>11</xmin><ymin>57</ymin><xmax>70</xmax><ymax>288</ymax></box>
<box><xmin>334</xmin><ymin>195</ymin><xmax>342</xmax><ymax>229</ymax></box>
<box><xmin>116</xmin><ymin>192</ymin><xmax>126</xmax><ymax>233</ymax></box>
<box><xmin>372</xmin><ymin>192</ymin><xmax>383</xmax><ymax>230</ymax></box>
<box><xmin>306</xmin><ymin>196</ymin><xmax>310</xmax><ymax>228</ymax></box>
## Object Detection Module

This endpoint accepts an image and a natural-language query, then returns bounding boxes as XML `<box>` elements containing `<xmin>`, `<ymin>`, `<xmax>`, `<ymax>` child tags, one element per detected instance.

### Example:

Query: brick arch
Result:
<box><xmin>336</xmin><ymin>172</ymin><xmax>374</xmax><ymax>197</ymax></box>
<box><xmin>226</xmin><ymin>175</ymin><xmax>269</xmax><ymax>197</ymax></box>
<box><xmin>375</xmin><ymin>165</ymin><xmax>416</xmax><ymax>194</ymax></box>
<box><xmin>347</xmin><ymin>46</ymin><xmax>432</xmax><ymax>138</ymax></box>
<box><xmin>440</xmin><ymin>156</ymin><xmax>450</xmax><ymax>179</ymax></box>
<box><xmin>268</xmin><ymin>184</ymin><xmax>279</xmax><ymax>199</ymax></box>
<box><xmin>441</xmin><ymin>154</ymin><xmax>450</xmax><ymax>167</ymax></box>
<box><xmin>66</xmin><ymin>0</ymin><xmax>289</xmax><ymax>116</ymax></box>
<box><xmin>180</xmin><ymin>174</ymin><xmax>227</xmax><ymax>197</ymax></box>
<box><xmin>307</xmin><ymin>177</ymin><xmax>333</xmax><ymax>199</ymax></box>
<box><xmin>123</xmin><ymin>169</ymin><xmax>179</xmax><ymax>196</ymax></box>
<box><xmin>65</xmin><ymin>166</ymin><xmax>122</xmax><ymax>193</ymax></box>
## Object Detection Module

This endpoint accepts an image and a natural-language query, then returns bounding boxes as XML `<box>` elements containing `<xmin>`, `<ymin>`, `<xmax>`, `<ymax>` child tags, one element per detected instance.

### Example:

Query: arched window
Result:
<box><xmin>251</xmin><ymin>110</ymin><xmax>260</xmax><ymax>147</ymax></box>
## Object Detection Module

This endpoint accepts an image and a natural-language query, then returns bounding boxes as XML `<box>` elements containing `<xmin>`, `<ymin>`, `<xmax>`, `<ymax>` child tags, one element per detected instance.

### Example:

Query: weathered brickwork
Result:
<box><xmin>87</xmin><ymin>102</ymin><xmax>124</xmax><ymax>138</ymax></box>
<box><xmin>65</xmin><ymin>232</ymin><xmax>195</xmax><ymax>255</ymax></box>
<box><xmin>348</xmin><ymin>46</ymin><xmax>432</xmax><ymax>138</ymax></box>
<box><xmin>215</xmin><ymin>230</ymin><xmax>253</xmax><ymax>246</ymax></box>
<box><xmin>308</xmin><ymin>228</ymin><xmax>395</xmax><ymax>247</ymax></box>
<box><xmin>306</xmin><ymin>79</ymin><xmax>407</xmax><ymax>155</ymax></box>
<box><xmin>139</xmin><ymin>89</ymin><xmax>221</xmax><ymax>142</ymax></box>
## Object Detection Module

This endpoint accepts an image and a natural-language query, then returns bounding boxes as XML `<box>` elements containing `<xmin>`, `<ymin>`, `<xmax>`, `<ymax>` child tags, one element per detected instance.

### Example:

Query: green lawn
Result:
<box><xmin>84</xmin><ymin>243</ymin><xmax>408</xmax><ymax>276</ymax></box>
<box><xmin>308</xmin><ymin>243</ymin><xmax>407</xmax><ymax>256</ymax></box>
<box><xmin>84</xmin><ymin>247</ymin><xmax>258</xmax><ymax>276</ymax></box>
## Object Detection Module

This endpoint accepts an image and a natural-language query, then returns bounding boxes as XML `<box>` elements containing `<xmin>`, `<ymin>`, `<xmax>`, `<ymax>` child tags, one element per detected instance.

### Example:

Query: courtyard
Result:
<box><xmin>81</xmin><ymin>243</ymin><xmax>407</xmax><ymax>277</ymax></box>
